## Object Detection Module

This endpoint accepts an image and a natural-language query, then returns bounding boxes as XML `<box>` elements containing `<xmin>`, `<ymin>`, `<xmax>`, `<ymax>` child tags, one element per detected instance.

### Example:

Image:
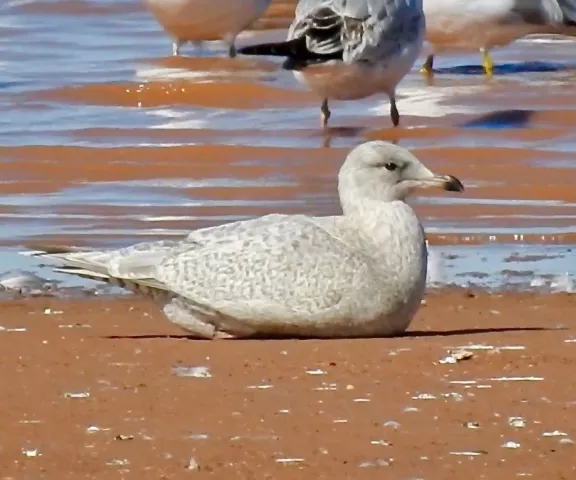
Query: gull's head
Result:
<box><xmin>338</xmin><ymin>141</ymin><xmax>463</xmax><ymax>210</ymax></box>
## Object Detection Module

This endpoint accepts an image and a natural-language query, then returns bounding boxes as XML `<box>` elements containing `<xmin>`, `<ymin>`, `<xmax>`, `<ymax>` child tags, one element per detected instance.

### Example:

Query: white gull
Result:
<box><xmin>25</xmin><ymin>141</ymin><xmax>463</xmax><ymax>339</ymax></box>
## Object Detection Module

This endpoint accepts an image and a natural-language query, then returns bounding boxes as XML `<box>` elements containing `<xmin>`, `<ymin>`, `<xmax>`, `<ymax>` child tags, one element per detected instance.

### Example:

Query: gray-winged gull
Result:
<box><xmin>237</xmin><ymin>0</ymin><xmax>426</xmax><ymax>128</ymax></box>
<box><xmin>421</xmin><ymin>0</ymin><xmax>576</xmax><ymax>76</ymax></box>
<box><xmin>25</xmin><ymin>141</ymin><xmax>463</xmax><ymax>339</ymax></box>
<box><xmin>142</xmin><ymin>0</ymin><xmax>272</xmax><ymax>57</ymax></box>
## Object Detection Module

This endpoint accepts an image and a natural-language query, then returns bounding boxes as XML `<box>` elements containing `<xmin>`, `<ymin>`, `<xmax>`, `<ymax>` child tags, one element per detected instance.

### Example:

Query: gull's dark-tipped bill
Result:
<box><xmin>444</xmin><ymin>175</ymin><xmax>465</xmax><ymax>192</ymax></box>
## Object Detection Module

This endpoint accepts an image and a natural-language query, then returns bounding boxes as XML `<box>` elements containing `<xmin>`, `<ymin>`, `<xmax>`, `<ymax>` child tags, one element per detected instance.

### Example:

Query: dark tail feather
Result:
<box><xmin>237</xmin><ymin>37</ymin><xmax>342</xmax><ymax>70</ymax></box>
<box><xmin>237</xmin><ymin>37</ymin><xmax>314</xmax><ymax>58</ymax></box>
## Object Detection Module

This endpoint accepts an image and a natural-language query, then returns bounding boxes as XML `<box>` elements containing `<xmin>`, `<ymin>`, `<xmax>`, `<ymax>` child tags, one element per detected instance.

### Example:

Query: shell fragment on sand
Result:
<box><xmin>171</xmin><ymin>366</ymin><xmax>212</xmax><ymax>378</ymax></box>
<box><xmin>439</xmin><ymin>349</ymin><xmax>474</xmax><ymax>364</ymax></box>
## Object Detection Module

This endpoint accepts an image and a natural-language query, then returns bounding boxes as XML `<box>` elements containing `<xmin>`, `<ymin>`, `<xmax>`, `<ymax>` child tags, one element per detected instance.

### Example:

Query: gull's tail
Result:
<box><xmin>237</xmin><ymin>5</ymin><xmax>345</xmax><ymax>70</ymax></box>
<box><xmin>237</xmin><ymin>36</ymin><xmax>342</xmax><ymax>70</ymax></box>
<box><xmin>22</xmin><ymin>243</ymin><xmax>168</xmax><ymax>299</ymax></box>
<box><xmin>238</xmin><ymin>37</ymin><xmax>309</xmax><ymax>58</ymax></box>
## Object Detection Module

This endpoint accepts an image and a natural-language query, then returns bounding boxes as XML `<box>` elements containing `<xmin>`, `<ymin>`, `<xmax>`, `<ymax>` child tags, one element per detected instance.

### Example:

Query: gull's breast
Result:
<box><xmin>292</xmin><ymin>39</ymin><xmax>421</xmax><ymax>101</ymax></box>
<box><xmin>426</xmin><ymin>17</ymin><xmax>546</xmax><ymax>51</ymax></box>
<box><xmin>144</xmin><ymin>0</ymin><xmax>268</xmax><ymax>41</ymax></box>
<box><xmin>424</xmin><ymin>0</ymin><xmax>548</xmax><ymax>51</ymax></box>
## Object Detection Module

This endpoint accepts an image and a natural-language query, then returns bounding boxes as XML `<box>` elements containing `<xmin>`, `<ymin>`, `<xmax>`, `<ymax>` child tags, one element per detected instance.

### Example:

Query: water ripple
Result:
<box><xmin>0</xmin><ymin>0</ymin><xmax>575</xmax><ymax>289</ymax></box>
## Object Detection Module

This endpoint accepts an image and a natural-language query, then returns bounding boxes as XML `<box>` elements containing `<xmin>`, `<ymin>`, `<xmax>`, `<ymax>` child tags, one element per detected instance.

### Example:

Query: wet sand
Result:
<box><xmin>1</xmin><ymin>0</ymin><xmax>575</xmax><ymax>272</ymax></box>
<box><xmin>1</xmin><ymin>291</ymin><xmax>575</xmax><ymax>478</ymax></box>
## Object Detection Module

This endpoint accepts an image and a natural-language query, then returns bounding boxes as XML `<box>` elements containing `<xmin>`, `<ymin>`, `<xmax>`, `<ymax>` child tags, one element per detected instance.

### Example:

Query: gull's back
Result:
<box><xmin>295</xmin><ymin>0</ymin><xmax>423</xmax><ymax>19</ymax></box>
<box><xmin>293</xmin><ymin>0</ymin><xmax>424</xmax><ymax>63</ymax></box>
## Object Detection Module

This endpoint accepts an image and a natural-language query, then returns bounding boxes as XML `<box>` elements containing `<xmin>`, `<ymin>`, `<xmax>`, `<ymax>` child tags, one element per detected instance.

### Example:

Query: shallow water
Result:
<box><xmin>1</xmin><ymin>0</ymin><xmax>575</xmax><ymax>292</ymax></box>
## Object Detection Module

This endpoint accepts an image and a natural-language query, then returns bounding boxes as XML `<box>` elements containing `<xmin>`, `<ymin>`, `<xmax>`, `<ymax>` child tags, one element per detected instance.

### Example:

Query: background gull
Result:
<box><xmin>142</xmin><ymin>0</ymin><xmax>272</xmax><ymax>57</ymax></box>
<box><xmin>422</xmin><ymin>0</ymin><xmax>576</xmax><ymax>76</ymax></box>
<box><xmin>24</xmin><ymin>141</ymin><xmax>463</xmax><ymax>340</ymax></box>
<box><xmin>237</xmin><ymin>0</ymin><xmax>425</xmax><ymax>128</ymax></box>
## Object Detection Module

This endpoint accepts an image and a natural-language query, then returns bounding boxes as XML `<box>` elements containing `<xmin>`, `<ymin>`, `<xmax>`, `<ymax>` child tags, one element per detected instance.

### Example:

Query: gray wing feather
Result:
<box><xmin>556</xmin><ymin>0</ymin><xmax>576</xmax><ymax>23</ymax></box>
<box><xmin>342</xmin><ymin>0</ymin><xmax>424</xmax><ymax>64</ymax></box>
<box><xmin>507</xmin><ymin>0</ymin><xmax>576</xmax><ymax>25</ymax></box>
<box><xmin>110</xmin><ymin>214</ymin><xmax>295</xmax><ymax>278</ymax></box>
<box><xmin>181</xmin><ymin>213</ymin><xmax>290</xmax><ymax>246</ymax></box>
<box><xmin>155</xmin><ymin>216</ymin><xmax>368</xmax><ymax>318</ymax></box>
<box><xmin>36</xmin><ymin>239</ymin><xmax>180</xmax><ymax>281</ymax></box>
<box><xmin>294</xmin><ymin>0</ymin><xmax>330</xmax><ymax>19</ymax></box>
<box><xmin>37</xmin><ymin>214</ymin><xmax>293</xmax><ymax>282</ymax></box>
<box><xmin>290</xmin><ymin>0</ymin><xmax>345</xmax><ymax>54</ymax></box>
<box><xmin>290</xmin><ymin>0</ymin><xmax>424</xmax><ymax>63</ymax></box>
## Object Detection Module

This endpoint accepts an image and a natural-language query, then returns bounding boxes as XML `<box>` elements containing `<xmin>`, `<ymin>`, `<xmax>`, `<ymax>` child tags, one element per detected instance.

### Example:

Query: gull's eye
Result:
<box><xmin>384</xmin><ymin>162</ymin><xmax>398</xmax><ymax>171</ymax></box>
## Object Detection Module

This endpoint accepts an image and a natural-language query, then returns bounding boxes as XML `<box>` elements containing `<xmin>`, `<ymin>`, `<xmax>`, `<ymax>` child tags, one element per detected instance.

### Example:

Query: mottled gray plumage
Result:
<box><xmin>290</xmin><ymin>0</ymin><xmax>424</xmax><ymax>63</ymax></box>
<box><xmin>25</xmin><ymin>141</ymin><xmax>464</xmax><ymax>339</ymax></box>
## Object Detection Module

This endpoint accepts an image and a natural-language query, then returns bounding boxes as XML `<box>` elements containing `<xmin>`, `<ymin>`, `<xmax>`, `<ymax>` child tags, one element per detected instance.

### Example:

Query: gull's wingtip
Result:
<box><xmin>237</xmin><ymin>39</ymin><xmax>297</xmax><ymax>57</ymax></box>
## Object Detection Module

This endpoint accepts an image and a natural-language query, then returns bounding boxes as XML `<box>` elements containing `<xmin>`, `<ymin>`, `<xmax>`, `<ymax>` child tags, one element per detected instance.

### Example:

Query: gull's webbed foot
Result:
<box><xmin>420</xmin><ymin>54</ymin><xmax>434</xmax><ymax>77</ymax></box>
<box><xmin>481</xmin><ymin>48</ymin><xmax>494</xmax><ymax>77</ymax></box>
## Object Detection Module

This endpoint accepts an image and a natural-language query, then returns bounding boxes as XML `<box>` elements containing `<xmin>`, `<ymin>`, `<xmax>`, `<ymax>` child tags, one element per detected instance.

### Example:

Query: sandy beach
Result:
<box><xmin>0</xmin><ymin>290</ymin><xmax>575</xmax><ymax>478</ymax></box>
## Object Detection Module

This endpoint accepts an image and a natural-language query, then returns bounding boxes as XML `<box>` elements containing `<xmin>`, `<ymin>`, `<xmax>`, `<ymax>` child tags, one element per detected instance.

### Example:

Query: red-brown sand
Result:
<box><xmin>1</xmin><ymin>291</ymin><xmax>575</xmax><ymax>479</ymax></box>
